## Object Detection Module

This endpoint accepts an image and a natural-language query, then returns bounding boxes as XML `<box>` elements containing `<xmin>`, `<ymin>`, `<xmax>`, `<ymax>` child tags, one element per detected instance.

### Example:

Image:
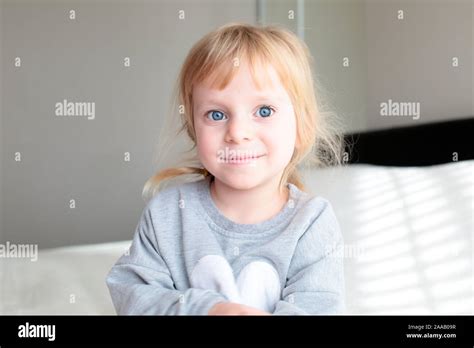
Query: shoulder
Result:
<box><xmin>135</xmin><ymin>179</ymin><xmax>203</xmax><ymax>242</ymax></box>
<box><xmin>289</xmin><ymin>184</ymin><xmax>336</xmax><ymax>221</ymax></box>
<box><xmin>295</xmin><ymin>195</ymin><xmax>343</xmax><ymax>248</ymax></box>
<box><xmin>308</xmin><ymin>196</ymin><xmax>339</xmax><ymax>229</ymax></box>
<box><xmin>145</xmin><ymin>178</ymin><xmax>202</xmax><ymax>214</ymax></box>
<box><xmin>294</xmin><ymin>189</ymin><xmax>338</xmax><ymax>225</ymax></box>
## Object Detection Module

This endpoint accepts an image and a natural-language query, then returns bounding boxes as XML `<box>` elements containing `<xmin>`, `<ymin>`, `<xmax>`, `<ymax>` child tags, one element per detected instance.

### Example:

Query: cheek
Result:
<box><xmin>195</xmin><ymin>125</ymin><xmax>219</xmax><ymax>160</ymax></box>
<box><xmin>269</xmin><ymin>115</ymin><xmax>297</xmax><ymax>158</ymax></box>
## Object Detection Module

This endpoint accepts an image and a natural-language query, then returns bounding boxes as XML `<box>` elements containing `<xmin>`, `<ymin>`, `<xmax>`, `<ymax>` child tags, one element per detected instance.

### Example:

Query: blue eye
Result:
<box><xmin>206</xmin><ymin>105</ymin><xmax>275</xmax><ymax>121</ymax></box>
<box><xmin>207</xmin><ymin>110</ymin><xmax>226</xmax><ymax>121</ymax></box>
<box><xmin>258</xmin><ymin>105</ymin><xmax>273</xmax><ymax>118</ymax></box>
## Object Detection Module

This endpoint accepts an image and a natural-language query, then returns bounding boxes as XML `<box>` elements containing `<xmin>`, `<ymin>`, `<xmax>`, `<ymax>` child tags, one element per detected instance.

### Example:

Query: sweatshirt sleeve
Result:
<box><xmin>106</xmin><ymin>203</ymin><xmax>228</xmax><ymax>315</ymax></box>
<box><xmin>273</xmin><ymin>200</ymin><xmax>346</xmax><ymax>315</ymax></box>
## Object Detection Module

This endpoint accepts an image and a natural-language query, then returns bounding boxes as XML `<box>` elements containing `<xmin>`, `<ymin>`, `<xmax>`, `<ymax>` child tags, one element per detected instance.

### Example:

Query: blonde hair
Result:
<box><xmin>143</xmin><ymin>22</ymin><xmax>344</xmax><ymax>200</ymax></box>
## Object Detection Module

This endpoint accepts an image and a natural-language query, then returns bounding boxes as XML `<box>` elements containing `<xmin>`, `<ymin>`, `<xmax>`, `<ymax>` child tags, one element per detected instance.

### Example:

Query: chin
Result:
<box><xmin>214</xmin><ymin>174</ymin><xmax>263</xmax><ymax>191</ymax></box>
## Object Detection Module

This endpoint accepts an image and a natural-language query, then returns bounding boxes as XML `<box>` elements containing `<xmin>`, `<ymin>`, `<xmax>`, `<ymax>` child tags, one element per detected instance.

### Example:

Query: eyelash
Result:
<box><xmin>204</xmin><ymin>105</ymin><xmax>276</xmax><ymax>121</ymax></box>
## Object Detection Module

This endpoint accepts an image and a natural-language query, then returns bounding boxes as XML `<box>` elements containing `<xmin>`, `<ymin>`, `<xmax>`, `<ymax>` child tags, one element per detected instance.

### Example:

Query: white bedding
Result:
<box><xmin>301</xmin><ymin>160</ymin><xmax>473</xmax><ymax>314</ymax></box>
<box><xmin>1</xmin><ymin>160</ymin><xmax>472</xmax><ymax>314</ymax></box>
<box><xmin>1</xmin><ymin>241</ymin><xmax>130</xmax><ymax>314</ymax></box>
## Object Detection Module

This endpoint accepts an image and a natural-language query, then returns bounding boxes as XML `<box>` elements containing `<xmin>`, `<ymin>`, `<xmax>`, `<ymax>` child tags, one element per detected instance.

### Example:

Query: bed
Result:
<box><xmin>1</xmin><ymin>119</ymin><xmax>473</xmax><ymax>315</ymax></box>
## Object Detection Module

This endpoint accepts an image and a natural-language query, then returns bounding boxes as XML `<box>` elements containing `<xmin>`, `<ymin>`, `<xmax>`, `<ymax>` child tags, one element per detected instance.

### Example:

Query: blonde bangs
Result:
<box><xmin>191</xmin><ymin>30</ymin><xmax>284</xmax><ymax>95</ymax></box>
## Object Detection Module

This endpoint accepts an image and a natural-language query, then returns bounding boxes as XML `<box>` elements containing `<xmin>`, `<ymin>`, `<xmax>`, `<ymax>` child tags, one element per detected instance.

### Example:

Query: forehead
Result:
<box><xmin>193</xmin><ymin>61</ymin><xmax>285</xmax><ymax>99</ymax></box>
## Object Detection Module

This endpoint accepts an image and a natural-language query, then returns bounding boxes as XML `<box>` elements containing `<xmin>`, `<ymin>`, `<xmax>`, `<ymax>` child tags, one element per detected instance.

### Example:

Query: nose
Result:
<box><xmin>224</xmin><ymin>113</ymin><xmax>254</xmax><ymax>144</ymax></box>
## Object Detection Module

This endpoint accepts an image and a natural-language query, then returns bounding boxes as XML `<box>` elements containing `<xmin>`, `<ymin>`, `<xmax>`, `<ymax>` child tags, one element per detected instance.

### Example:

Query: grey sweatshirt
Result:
<box><xmin>106</xmin><ymin>176</ymin><xmax>345</xmax><ymax>315</ymax></box>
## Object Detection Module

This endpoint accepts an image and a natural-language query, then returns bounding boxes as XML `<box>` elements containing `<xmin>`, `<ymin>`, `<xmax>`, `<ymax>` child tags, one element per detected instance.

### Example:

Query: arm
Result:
<box><xmin>273</xmin><ymin>201</ymin><xmax>346</xmax><ymax>315</ymax></box>
<box><xmin>106</xmin><ymin>206</ymin><xmax>228</xmax><ymax>315</ymax></box>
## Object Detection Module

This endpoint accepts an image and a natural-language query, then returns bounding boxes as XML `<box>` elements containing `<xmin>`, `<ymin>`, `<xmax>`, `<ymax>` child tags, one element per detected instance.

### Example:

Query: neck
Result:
<box><xmin>209</xmin><ymin>175</ymin><xmax>290</xmax><ymax>224</ymax></box>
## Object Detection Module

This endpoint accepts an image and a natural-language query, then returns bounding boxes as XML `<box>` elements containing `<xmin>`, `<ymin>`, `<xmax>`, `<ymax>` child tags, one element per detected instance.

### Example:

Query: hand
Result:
<box><xmin>208</xmin><ymin>302</ymin><xmax>271</xmax><ymax>315</ymax></box>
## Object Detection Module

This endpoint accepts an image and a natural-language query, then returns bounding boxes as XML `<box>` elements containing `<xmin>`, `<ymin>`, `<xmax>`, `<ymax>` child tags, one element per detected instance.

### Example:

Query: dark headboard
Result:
<box><xmin>344</xmin><ymin>118</ymin><xmax>474</xmax><ymax>166</ymax></box>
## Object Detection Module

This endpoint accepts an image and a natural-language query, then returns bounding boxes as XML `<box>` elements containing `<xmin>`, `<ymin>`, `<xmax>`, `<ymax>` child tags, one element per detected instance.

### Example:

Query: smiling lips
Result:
<box><xmin>225</xmin><ymin>154</ymin><xmax>265</xmax><ymax>163</ymax></box>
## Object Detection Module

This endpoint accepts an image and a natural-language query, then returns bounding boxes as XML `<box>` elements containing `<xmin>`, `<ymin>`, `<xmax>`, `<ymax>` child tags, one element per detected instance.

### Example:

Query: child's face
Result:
<box><xmin>193</xmin><ymin>61</ymin><xmax>297</xmax><ymax>190</ymax></box>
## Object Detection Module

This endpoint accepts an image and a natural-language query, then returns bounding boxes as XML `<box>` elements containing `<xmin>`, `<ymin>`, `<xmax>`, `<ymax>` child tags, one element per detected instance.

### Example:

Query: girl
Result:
<box><xmin>106</xmin><ymin>22</ymin><xmax>345</xmax><ymax>315</ymax></box>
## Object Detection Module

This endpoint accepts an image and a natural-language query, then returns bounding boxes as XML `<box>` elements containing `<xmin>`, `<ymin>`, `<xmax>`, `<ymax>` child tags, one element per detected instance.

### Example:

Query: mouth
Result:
<box><xmin>224</xmin><ymin>154</ymin><xmax>265</xmax><ymax>164</ymax></box>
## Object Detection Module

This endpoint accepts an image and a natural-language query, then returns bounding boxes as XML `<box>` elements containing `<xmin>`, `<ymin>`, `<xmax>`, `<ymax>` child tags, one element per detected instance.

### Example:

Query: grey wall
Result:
<box><xmin>365</xmin><ymin>0</ymin><xmax>473</xmax><ymax>130</ymax></box>
<box><xmin>1</xmin><ymin>0</ymin><xmax>256</xmax><ymax>249</ymax></box>
<box><xmin>303</xmin><ymin>0</ymin><xmax>368</xmax><ymax>133</ymax></box>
